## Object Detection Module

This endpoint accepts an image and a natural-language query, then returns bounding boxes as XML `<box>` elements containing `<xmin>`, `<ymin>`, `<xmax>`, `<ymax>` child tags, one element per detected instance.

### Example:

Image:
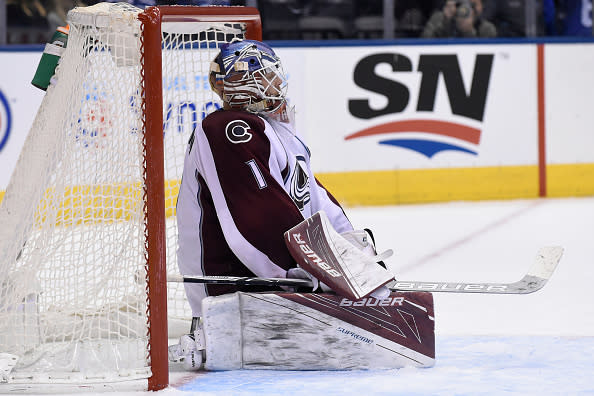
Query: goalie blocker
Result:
<box><xmin>197</xmin><ymin>291</ymin><xmax>435</xmax><ymax>370</ymax></box>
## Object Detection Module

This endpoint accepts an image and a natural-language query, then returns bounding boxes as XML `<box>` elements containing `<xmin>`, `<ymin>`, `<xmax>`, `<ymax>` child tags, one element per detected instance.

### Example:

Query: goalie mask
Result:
<box><xmin>210</xmin><ymin>40</ymin><xmax>288</xmax><ymax>116</ymax></box>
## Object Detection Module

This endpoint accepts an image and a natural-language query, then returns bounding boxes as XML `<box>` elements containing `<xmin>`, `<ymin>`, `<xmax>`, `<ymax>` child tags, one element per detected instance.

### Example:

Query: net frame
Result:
<box><xmin>142</xmin><ymin>6</ymin><xmax>261</xmax><ymax>390</ymax></box>
<box><xmin>0</xmin><ymin>4</ymin><xmax>261</xmax><ymax>392</ymax></box>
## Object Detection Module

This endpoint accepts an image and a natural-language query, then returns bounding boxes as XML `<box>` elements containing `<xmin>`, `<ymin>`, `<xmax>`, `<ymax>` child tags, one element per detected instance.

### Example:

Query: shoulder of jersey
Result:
<box><xmin>202</xmin><ymin>110</ymin><xmax>266</xmax><ymax>139</ymax></box>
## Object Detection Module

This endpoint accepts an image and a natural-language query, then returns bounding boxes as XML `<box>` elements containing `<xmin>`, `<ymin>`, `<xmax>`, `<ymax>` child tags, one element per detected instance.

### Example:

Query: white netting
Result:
<box><xmin>0</xmin><ymin>2</ymin><xmax>252</xmax><ymax>386</ymax></box>
<box><xmin>161</xmin><ymin>17</ymin><xmax>250</xmax><ymax>332</ymax></box>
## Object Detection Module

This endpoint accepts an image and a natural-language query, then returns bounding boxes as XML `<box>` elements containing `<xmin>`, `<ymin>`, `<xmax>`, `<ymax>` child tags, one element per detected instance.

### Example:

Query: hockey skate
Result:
<box><xmin>168</xmin><ymin>317</ymin><xmax>205</xmax><ymax>371</ymax></box>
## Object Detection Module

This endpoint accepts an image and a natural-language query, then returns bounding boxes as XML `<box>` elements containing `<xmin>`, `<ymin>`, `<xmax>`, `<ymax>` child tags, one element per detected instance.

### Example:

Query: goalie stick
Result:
<box><xmin>168</xmin><ymin>246</ymin><xmax>564</xmax><ymax>295</ymax></box>
<box><xmin>391</xmin><ymin>246</ymin><xmax>564</xmax><ymax>294</ymax></box>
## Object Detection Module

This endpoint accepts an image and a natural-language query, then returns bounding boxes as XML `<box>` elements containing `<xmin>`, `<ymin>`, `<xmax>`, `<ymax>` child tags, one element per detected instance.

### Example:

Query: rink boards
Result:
<box><xmin>1</xmin><ymin>40</ymin><xmax>594</xmax><ymax>206</ymax></box>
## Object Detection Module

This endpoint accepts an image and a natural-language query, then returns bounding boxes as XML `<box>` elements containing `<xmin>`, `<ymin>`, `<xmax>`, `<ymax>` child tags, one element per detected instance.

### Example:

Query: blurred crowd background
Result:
<box><xmin>2</xmin><ymin>0</ymin><xmax>593</xmax><ymax>45</ymax></box>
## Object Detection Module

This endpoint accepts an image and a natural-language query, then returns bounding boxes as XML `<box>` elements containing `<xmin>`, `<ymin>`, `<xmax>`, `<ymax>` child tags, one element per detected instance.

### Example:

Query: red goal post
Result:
<box><xmin>141</xmin><ymin>5</ymin><xmax>262</xmax><ymax>391</ymax></box>
<box><xmin>0</xmin><ymin>3</ymin><xmax>261</xmax><ymax>392</ymax></box>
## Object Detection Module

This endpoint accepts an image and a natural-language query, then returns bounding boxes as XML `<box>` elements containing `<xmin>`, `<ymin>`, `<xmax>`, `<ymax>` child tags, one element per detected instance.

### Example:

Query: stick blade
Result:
<box><xmin>529</xmin><ymin>246</ymin><xmax>564</xmax><ymax>280</ymax></box>
<box><xmin>510</xmin><ymin>246</ymin><xmax>564</xmax><ymax>294</ymax></box>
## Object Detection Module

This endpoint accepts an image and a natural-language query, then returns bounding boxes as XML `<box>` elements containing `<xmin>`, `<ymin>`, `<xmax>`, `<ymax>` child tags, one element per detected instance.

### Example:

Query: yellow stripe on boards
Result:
<box><xmin>0</xmin><ymin>163</ymin><xmax>593</xmax><ymax>220</ymax></box>
<box><xmin>165</xmin><ymin>179</ymin><xmax>181</xmax><ymax>218</ymax></box>
<box><xmin>547</xmin><ymin>163</ymin><xmax>594</xmax><ymax>197</ymax></box>
<box><xmin>36</xmin><ymin>183</ymin><xmax>145</xmax><ymax>226</ymax></box>
<box><xmin>316</xmin><ymin>166</ymin><xmax>541</xmax><ymax>206</ymax></box>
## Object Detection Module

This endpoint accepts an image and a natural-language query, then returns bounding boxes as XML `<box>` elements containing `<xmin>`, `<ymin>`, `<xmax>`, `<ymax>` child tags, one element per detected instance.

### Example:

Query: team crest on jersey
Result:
<box><xmin>290</xmin><ymin>156</ymin><xmax>310</xmax><ymax>210</ymax></box>
<box><xmin>226</xmin><ymin>120</ymin><xmax>252</xmax><ymax>144</ymax></box>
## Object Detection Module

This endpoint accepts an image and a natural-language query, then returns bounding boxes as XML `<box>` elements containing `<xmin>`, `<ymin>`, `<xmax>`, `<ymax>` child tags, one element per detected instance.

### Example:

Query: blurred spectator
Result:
<box><xmin>422</xmin><ymin>0</ymin><xmax>496</xmax><ymax>38</ymax></box>
<box><xmin>482</xmin><ymin>0</ymin><xmax>545</xmax><ymax>37</ymax></box>
<box><xmin>421</xmin><ymin>0</ymin><xmax>457</xmax><ymax>37</ymax></box>
<box><xmin>554</xmin><ymin>0</ymin><xmax>593</xmax><ymax>36</ymax></box>
<box><xmin>393</xmin><ymin>0</ymin><xmax>432</xmax><ymax>37</ymax></box>
<box><xmin>398</xmin><ymin>7</ymin><xmax>428</xmax><ymax>37</ymax></box>
<box><xmin>470</xmin><ymin>0</ymin><xmax>498</xmax><ymax>36</ymax></box>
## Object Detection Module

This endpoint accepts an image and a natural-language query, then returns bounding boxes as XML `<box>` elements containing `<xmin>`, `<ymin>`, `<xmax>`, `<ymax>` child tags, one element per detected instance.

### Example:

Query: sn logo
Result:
<box><xmin>348</xmin><ymin>53</ymin><xmax>494</xmax><ymax>122</ymax></box>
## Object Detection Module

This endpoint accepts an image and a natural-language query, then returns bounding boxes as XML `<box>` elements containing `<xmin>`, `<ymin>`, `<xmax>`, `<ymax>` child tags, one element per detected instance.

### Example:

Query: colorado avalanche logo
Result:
<box><xmin>345</xmin><ymin>119</ymin><xmax>481</xmax><ymax>158</ymax></box>
<box><xmin>0</xmin><ymin>89</ymin><xmax>12</xmax><ymax>153</ymax></box>
<box><xmin>226</xmin><ymin>120</ymin><xmax>252</xmax><ymax>144</ymax></box>
<box><xmin>290</xmin><ymin>156</ymin><xmax>310</xmax><ymax>211</ymax></box>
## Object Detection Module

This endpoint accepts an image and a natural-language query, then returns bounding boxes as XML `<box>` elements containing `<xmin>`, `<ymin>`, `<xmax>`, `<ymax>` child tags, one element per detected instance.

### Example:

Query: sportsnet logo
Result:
<box><xmin>346</xmin><ymin>53</ymin><xmax>493</xmax><ymax>158</ymax></box>
<box><xmin>0</xmin><ymin>89</ymin><xmax>12</xmax><ymax>152</ymax></box>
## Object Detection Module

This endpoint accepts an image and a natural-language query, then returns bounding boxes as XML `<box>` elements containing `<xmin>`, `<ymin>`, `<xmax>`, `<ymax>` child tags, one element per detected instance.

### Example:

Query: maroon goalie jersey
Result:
<box><xmin>176</xmin><ymin>110</ymin><xmax>353</xmax><ymax>316</ymax></box>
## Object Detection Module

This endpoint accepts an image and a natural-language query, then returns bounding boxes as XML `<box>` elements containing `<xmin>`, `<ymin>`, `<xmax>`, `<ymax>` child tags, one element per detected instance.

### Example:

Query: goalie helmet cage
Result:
<box><xmin>0</xmin><ymin>3</ymin><xmax>261</xmax><ymax>392</ymax></box>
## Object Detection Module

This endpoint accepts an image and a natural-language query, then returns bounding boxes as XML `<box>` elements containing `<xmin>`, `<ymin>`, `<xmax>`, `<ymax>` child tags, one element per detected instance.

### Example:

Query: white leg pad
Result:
<box><xmin>202</xmin><ymin>291</ymin><xmax>435</xmax><ymax>370</ymax></box>
<box><xmin>202</xmin><ymin>293</ymin><xmax>243</xmax><ymax>370</ymax></box>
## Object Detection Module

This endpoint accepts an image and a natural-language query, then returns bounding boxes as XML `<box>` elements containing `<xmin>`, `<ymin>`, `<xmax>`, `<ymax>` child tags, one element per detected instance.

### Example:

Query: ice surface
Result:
<box><xmin>18</xmin><ymin>197</ymin><xmax>594</xmax><ymax>395</ymax></box>
<box><xmin>168</xmin><ymin>336</ymin><xmax>594</xmax><ymax>395</ymax></box>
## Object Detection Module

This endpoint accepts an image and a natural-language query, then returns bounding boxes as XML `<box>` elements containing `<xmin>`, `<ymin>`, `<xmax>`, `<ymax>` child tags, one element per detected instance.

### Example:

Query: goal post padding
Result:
<box><xmin>0</xmin><ymin>3</ymin><xmax>261</xmax><ymax>391</ymax></box>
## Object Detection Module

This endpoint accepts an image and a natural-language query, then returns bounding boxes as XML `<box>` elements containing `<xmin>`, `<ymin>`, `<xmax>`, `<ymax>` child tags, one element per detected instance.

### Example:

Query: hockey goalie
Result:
<box><xmin>169</xmin><ymin>39</ymin><xmax>435</xmax><ymax>371</ymax></box>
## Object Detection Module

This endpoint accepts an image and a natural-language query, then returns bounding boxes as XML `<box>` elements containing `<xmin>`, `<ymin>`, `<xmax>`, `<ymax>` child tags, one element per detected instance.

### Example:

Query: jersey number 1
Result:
<box><xmin>245</xmin><ymin>159</ymin><xmax>267</xmax><ymax>189</ymax></box>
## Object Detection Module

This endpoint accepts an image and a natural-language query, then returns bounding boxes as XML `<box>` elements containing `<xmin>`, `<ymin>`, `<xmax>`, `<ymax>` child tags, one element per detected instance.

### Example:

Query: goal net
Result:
<box><xmin>0</xmin><ymin>3</ymin><xmax>261</xmax><ymax>391</ymax></box>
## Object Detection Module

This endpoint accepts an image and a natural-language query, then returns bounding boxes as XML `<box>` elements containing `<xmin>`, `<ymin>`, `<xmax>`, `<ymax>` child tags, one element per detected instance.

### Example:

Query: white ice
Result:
<box><xmin>22</xmin><ymin>197</ymin><xmax>594</xmax><ymax>395</ymax></box>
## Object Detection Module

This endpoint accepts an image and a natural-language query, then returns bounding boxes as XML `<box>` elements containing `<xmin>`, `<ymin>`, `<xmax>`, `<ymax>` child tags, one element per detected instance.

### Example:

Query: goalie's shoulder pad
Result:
<box><xmin>202</xmin><ymin>109</ymin><xmax>266</xmax><ymax>145</ymax></box>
